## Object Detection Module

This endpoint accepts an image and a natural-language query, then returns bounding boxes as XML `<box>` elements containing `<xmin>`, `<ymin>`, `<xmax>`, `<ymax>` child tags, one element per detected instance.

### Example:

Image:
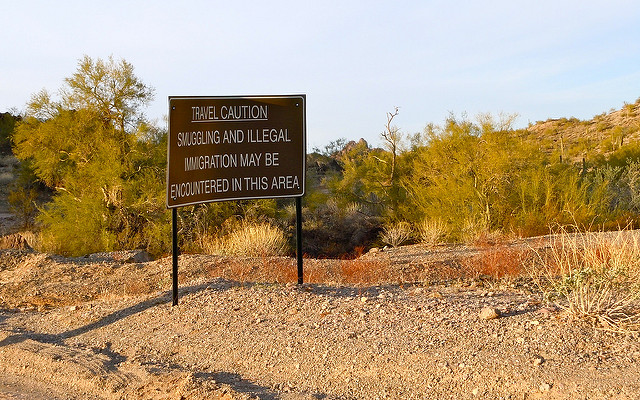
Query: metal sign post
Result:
<box><xmin>172</xmin><ymin>208</ymin><xmax>179</xmax><ymax>306</ymax></box>
<box><xmin>167</xmin><ymin>95</ymin><xmax>306</xmax><ymax>305</ymax></box>
<box><xmin>296</xmin><ymin>196</ymin><xmax>303</xmax><ymax>285</ymax></box>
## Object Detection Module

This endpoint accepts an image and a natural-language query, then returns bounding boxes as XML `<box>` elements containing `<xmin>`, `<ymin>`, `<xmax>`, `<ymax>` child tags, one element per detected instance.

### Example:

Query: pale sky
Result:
<box><xmin>2</xmin><ymin>0</ymin><xmax>639</xmax><ymax>150</ymax></box>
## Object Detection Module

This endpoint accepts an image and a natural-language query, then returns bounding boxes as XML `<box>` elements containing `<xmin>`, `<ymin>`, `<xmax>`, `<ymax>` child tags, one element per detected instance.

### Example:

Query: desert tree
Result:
<box><xmin>12</xmin><ymin>55</ymin><xmax>168</xmax><ymax>256</ymax></box>
<box><xmin>327</xmin><ymin>109</ymin><xmax>410</xmax><ymax>220</ymax></box>
<box><xmin>378</xmin><ymin>107</ymin><xmax>405</xmax><ymax>218</ymax></box>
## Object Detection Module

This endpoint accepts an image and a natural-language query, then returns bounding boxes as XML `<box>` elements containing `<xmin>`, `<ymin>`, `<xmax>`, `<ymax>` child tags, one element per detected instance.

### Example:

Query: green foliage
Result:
<box><xmin>328</xmin><ymin>142</ymin><xmax>410</xmax><ymax>219</ymax></box>
<box><xmin>11</xmin><ymin>55</ymin><xmax>165</xmax><ymax>256</ymax></box>
<box><xmin>7</xmin><ymin>185</ymin><xmax>39</xmax><ymax>229</ymax></box>
<box><xmin>321</xmin><ymin>110</ymin><xmax>640</xmax><ymax>245</ymax></box>
<box><xmin>39</xmin><ymin>191</ymin><xmax>115</xmax><ymax>254</ymax></box>
<box><xmin>405</xmin><ymin>113</ymin><xmax>544</xmax><ymax>239</ymax></box>
<box><xmin>8</xmin><ymin>56</ymin><xmax>640</xmax><ymax>257</ymax></box>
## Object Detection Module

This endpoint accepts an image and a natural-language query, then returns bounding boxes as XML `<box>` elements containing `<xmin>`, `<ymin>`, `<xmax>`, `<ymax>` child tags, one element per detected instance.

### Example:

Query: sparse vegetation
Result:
<box><xmin>201</xmin><ymin>220</ymin><xmax>289</xmax><ymax>257</ymax></box>
<box><xmin>379</xmin><ymin>221</ymin><xmax>413</xmax><ymax>248</ymax></box>
<box><xmin>530</xmin><ymin>226</ymin><xmax>640</xmax><ymax>332</ymax></box>
<box><xmin>416</xmin><ymin>218</ymin><xmax>447</xmax><ymax>246</ymax></box>
<box><xmin>463</xmin><ymin>244</ymin><xmax>529</xmax><ymax>281</ymax></box>
<box><xmin>4</xmin><ymin>76</ymin><xmax>640</xmax><ymax>400</ymax></box>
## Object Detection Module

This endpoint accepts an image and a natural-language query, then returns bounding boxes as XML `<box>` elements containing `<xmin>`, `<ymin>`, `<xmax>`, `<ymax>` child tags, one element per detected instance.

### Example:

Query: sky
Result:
<box><xmin>2</xmin><ymin>0</ymin><xmax>640</xmax><ymax>150</ymax></box>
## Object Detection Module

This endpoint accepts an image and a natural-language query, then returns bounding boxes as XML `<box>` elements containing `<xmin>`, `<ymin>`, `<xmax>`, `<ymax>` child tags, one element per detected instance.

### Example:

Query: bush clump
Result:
<box><xmin>531</xmin><ymin>226</ymin><xmax>640</xmax><ymax>332</ymax></box>
<box><xmin>379</xmin><ymin>221</ymin><xmax>413</xmax><ymax>248</ymax></box>
<box><xmin>202</xmin><ymin>220</ymin><xmax>289</xmax><ymax>257</ymax></box>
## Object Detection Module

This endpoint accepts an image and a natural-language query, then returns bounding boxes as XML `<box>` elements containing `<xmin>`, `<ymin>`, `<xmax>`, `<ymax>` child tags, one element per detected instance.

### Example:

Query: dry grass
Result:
<box><xmin>460</xmin><ymin>218</ymin><xmax>507</xmax><ymax>246</ymax></box>
<box><xmin>529</xmin><ymin>227</ymin><xmax>640</xmax><ymax>332</ymax></box>
<box><xmin>201</xmin><ymin>221</ymin><xmax>289</xmax><ymax>257</ymax></box>
<box><xmin>197</xmin><ymin>255</ymin><xmax>406</xmax><ymax>287</ymax></box>
<box><xmin>124</xmin><ymin>279</ymin><xmax>157</xmax><ymax>297</ymax></box>
<box><xmin>380</xmin><ymin>222</ymin><xmax>413</xmax><ymax>248</ymax></box>
<box><xmin>416</xmin><ymin>218</ymin><xmax>447</xmax><ymax>246</ymax></box>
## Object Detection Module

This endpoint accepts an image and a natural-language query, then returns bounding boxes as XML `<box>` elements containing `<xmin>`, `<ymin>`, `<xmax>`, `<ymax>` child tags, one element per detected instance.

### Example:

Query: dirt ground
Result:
<box><xmin>1</xmin><ymin>235</ymin><xmax>640</xmax><ymax>399</ymax></box>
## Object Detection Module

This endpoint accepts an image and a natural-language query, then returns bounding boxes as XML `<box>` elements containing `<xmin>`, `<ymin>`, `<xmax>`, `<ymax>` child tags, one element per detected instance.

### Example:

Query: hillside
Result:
<box><xmin>524</xmin><ymin>98</ymin><xmax>640</xmax><ymax>161</ymax></box>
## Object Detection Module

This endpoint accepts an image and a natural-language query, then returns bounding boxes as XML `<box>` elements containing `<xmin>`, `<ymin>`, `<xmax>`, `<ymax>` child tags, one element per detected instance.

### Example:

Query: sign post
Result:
<box><xmin>167</xmin><ymin>95</ymin><xmax>306</xmax><ymax>304</ymax></box>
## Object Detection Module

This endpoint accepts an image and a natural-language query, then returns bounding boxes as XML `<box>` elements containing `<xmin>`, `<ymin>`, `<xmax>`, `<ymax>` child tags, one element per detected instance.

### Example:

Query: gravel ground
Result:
<box><xmin>1</xmin><ymin>245</ymin><xmax>640</xmax><ymax>399</ymax></box>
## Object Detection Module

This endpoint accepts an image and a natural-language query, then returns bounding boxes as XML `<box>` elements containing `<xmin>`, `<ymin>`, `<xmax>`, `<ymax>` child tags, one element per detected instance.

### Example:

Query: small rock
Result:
<box><xmin>360</xmin><ymin>297</ymin><xmax>368</xmax><ymax>303</ymax></box>
<box><xmin>540</xmin><ymin>382</ymin><xmax>552</xmax><ymax>392</ymax></box>
<box><xmin>472</xmin><ymin>388</ymin><xmax>479</xmax><ymax>396</ymax></box>
<box><xmin>479</xmin><ymin>307</ymin><xmax>501</xmax><ymax>320</ymax></box>
<box><xmin>533</xmin><ymin>355</ymin><xmax>545</xmax><ymax>366</ymax></box>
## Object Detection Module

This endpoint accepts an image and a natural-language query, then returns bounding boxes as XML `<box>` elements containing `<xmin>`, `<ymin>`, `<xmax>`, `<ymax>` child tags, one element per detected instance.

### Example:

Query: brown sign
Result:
<box><xmin>166</xmin><ymin>95</ymin><xmax>306</xmax><ymax>208</ymax></box>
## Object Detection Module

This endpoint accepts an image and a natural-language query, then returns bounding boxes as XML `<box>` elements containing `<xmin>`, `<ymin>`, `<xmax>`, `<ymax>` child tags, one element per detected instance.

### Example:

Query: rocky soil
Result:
<box><xmin>0</xmin><ymin>242</ymin><xmax>639</xmax><ymax>399</ymax></box>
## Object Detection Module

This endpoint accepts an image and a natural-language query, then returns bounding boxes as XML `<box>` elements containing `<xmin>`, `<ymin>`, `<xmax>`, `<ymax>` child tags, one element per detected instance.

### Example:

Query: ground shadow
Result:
<box><xmin>0</xmin><ymin>281</ymin><xmax>217</xmax><ymax>348</ymax></box>
<box><xmin>205</xmin><ymin>371</ymin><xmax>331</xmax><ymax>400</ymax></box>
<box><xmin>206</xmin><ymin>372</ymin><xmax>280</xmax><ymax>400</ymax></box>
<box><xmin>0</xmin><ymin>277</ymin><xmax>423</xmax><ymax>350</ymax></box>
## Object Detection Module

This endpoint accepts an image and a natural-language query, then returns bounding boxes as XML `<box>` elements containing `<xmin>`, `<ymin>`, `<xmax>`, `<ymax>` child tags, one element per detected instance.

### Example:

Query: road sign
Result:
<box><xmin>167</xmin><ymin>95</ymin><xmax>306</xmax><ymax>208</ymax></box>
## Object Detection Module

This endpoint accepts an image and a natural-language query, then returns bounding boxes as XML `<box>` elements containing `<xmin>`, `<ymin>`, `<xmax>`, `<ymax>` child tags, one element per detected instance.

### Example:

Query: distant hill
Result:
<box><xmin>523</xmin><ymin>98</ymin><xmax>640</xmax><ymax>162</ymax></box>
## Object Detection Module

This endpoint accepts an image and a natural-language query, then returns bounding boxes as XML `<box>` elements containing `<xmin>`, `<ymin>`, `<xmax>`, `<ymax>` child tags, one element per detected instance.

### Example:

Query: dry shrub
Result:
<box><xmin>339</xmin><ymin>259</ymin><xmax>390</xmax><ymax>285</ymax></box>
<box><xmin>124</xmin><ymin>279</ymin><xmax>156</xmax><ymax>296</ymax></box>
<box><xmin>21</xmin><ymin>294</ymin><xmax>71</xmax><ymax>309</ymax></box>
<box><xmin>201</xmin><ymin>221</ymin><xmax>288</xmax><ymax>257</ymax></box>
<box><xmin>303</xmin><ymin>263</ymin><xmax>330</xmax><ymax>284</ymax></box>
<box><xmin>417</xmin><ymin>218</ymin><xmax>447</xmax><ymax>246</ymax></box>
<box><xmin>380</xmin><ymin>222</ymin><xmax>413</xmax><ymax>248</ymax></box>
<box><xmin>461</xmin><ymin>218</ymin><xmax>505</xmax><ymax>245</ymax></box>
<box><xmin>254</xmin><ymin>257</ymin><xmax>298</xmax><ymax>283</ymax></box>
<box><xmin>302</xmin><ymin>201</ymin><xmax>380</xmax><ymax>257</ymax></box>
<box><xmin>201</xmin><ymin>256</ymin><xmax>394</xmax><ymax>286</ymax></box>
<box><xmin>19</xmin><ymin>231</ymin><xmax>40</xmax><ymax>250</ymax></box>
<box><xmin>204</xmin><ymin>257</ymin><xmax>298</xmax><ymax>284</ymax></box>
<box><xmin>530</xmin><ymin>227</ymin><xmax>640</xmax><ymax>332</ymax></box>
<box><xmin>463</xmin><ymin>245</ymin><xmax>529</xmax><ymax>280</ymax></box>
